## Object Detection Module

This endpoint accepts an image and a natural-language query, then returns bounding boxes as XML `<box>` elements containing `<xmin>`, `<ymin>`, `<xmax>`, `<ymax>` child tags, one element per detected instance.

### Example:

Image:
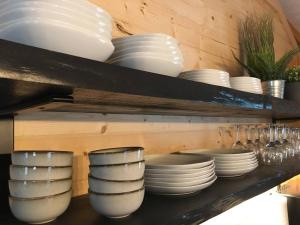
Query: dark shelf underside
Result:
<box><xmin>0</xmin><ymin>39</ymin><xmax>299</xmax><ymax>119</ymax></box>
<box><xmin>1</xmin><ymin>160</ymin><xmax>300</xmax><ymax>225</ymax></box>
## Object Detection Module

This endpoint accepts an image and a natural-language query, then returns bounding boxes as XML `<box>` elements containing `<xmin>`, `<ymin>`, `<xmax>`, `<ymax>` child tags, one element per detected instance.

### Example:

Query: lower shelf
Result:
<box><xmin>1</xmin><ymin>160</ymin><xmax>300</xmax><ymax>225</ymax></box>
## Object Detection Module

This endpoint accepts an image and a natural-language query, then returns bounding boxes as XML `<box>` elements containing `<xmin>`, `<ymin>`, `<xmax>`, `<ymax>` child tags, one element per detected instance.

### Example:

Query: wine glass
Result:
<box><xmin>232</xmin><ymin>125</ymin><xmax>247</xmax><ymax>150</ymax></box>
<box><xmin>281</xmin><ymin>126</ymin><xmax>294</xmax><ymax>159</ymax></box>
<box><xmin>253</xmin><ymin>126</ymin><xmax>265</xmax><ymax>160</ymax></box>
<box><xmin>262</xmin><ymin>125</ymin><xmax>284</xmax><ymax>166</ymax></box>
<box><xmin>245</xmin><ymin>125</ymin><xmax>255</xmax><ymax>151</ymax></box>
<box><xmin>274</xmin><ymin>125</ymin><xmax>287</xmax><ymax>160</ymax></box>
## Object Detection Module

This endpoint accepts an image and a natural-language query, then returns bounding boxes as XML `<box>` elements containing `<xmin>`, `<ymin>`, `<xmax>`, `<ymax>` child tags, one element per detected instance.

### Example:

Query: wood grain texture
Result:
<box><xmin>12</xmin><ymin>0</ymin><xmax>297</xmax><ymax>196</ymax></box>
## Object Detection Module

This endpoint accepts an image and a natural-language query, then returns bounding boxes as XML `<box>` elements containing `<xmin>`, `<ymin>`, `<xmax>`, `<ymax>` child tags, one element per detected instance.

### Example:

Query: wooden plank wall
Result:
<box><xmin>8</xmin><ymin>0</ymin><xmax>298</xmax><ymax>196</ymax></box>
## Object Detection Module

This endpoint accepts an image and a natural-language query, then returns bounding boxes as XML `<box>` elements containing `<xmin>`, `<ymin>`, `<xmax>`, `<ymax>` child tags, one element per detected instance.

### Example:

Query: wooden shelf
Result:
<box><xmin>1</xmin><ymin>160</ymin><xmax>300</xmax><ymax>225</ymax></box>
<box><xmin>0</xmin><ymin>38</ymin><xmax>298</xmax><ymax>119</ymax></box>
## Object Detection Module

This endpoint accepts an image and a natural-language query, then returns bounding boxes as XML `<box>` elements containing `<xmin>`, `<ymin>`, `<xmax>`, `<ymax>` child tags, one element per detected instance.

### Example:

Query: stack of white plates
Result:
<box><xmin>230</xmin><ymin>77</ymin><xmax>263</xmax><ymax>94</ymax></box>
<box><xmin>145</xmin><ymin>154</ymin><xmax>216</xmax><ymax>196</ymax></box>
<box><xmin>179</xmin><ymin>69</ymin><xmax>231</xmax><ymax>87</ymax></box>
<box><xmin>180</xmin><ymin>149</ymin><xmax>258</xmax><ymax>177</ymax></box>
<box><xmin>107</xmin><ymin>33</ymin><xmax>184</xmax><ymax>77</ymax></box>
<box><xmin>0</xmin><ymin>0</ymin><xmax>114</xmax><ymax>61</ymax></box>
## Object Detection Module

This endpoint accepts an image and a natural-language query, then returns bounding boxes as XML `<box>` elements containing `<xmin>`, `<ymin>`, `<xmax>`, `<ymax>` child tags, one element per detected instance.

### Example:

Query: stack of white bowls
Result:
<box><xmin>181</xmin><ymin>149</ymin><xmax>258</xmax><ymax>177</ymax></box>
<box><xmin>0</xmin><ymin>0</ymin><xmax>114</xmax><ymax>61</ymax></box>
<box><xmin>88</xmin><ymin>147</ymin><xmax>145</xmax><ymax>219</ymax></box>
<box><xmin>179</xmin><ymin>69</ymin><xmax>231</xmax><ymax>87</ymax></box>
<box><xmin>230</xmin><ymin>77</ymin><xmax>263</xmax><ymax>94</ymax></box>
<box><xmin>9</xmin><ymin>151</ymin><xmax>73</xmax><ymax>224</ymax></box>
<box><xmin>107</xmin><ymin>33</ymin><xmax>184</xmax><ymax>77</ymax></box>
<box><xmin>145</xmin><ymin>154</ymin><xmax>216</xmax><ymax>196</ymax></box>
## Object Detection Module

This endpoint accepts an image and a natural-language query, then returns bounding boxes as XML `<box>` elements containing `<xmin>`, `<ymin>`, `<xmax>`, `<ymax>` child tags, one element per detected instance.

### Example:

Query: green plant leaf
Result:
<box><xmin>232</xmin><ymin>51</ymin><xmax>261</xmax><ymax>78</ymax></box>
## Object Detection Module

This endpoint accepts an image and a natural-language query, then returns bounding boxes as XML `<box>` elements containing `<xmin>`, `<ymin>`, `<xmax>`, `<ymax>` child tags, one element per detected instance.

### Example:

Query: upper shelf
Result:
<box><xmin>0</xmin><ymin>39</ymin><xmax>299</xmax><ymax>119</ymax></box>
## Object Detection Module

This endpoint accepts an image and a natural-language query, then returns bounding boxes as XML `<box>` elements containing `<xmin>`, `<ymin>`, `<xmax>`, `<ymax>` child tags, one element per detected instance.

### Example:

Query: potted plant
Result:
<box><xmin>285</xmin><ymin>66</ymin><xmax>300</xmax><ymax>101</ymax></box>
<box><xmin>233</xmin><ymin>14</ymin><xmax>300</xmax><ymax>99</ymax></box>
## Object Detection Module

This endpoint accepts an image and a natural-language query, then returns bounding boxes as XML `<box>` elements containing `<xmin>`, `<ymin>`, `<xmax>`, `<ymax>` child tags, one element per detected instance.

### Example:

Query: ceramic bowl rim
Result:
<box><xmin>10</xmin><ymin>165</ymin><xmax>73</xmax><ymax>169</ymax></box>
<box><xmin>9</xmin><ymin>189</ymin><xmax>72</xmax><ymax>201</ymax></box>
<box><xmin>9</xmin><ymin>177</ymin><xmax>72</xmax><ymax>183</ymax></box>
<box><xmin>88</xmin><ymin>174</ymin><xmax>144</xmax><ymax>183</ymax></box>
<box><xmin>12</xmin><ymin>150</ymin><xmax>73</xmax><ymax>154</ymax></box>
<box><xmin>89</xmin><ymin>160</ymin><xmax>145</xmax><ymax>167</ymax></box>
<box><xmin>89</xmin><ymin>146</ymin><xmax>144</xmax><ymax>155</ymax></box>
<box><xmin>88</xmin><ymin>186</ymin><xmax>145</xmax><ymax>196</ymax></box>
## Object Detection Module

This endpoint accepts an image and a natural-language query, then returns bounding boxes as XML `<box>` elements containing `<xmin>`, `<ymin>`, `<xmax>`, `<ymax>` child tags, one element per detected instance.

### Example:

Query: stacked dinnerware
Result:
<box><xmin>88</xmin><ymin>147</ymin><xmax>145</xmax><ymax>218</ymax></box>
<box><xmin>181</xmin><ymin>149</ymin><xmax>258</xmax><ymax>177</ymax></box>
<box><xmin>0</xmin><ymin>0</ymin><xmax>114</xmax><ymax>61</ymax></box>
<box><xmin>145</xmin><ymin>154</ymin><xmax>216</xmax><ymax>196</ymax></box>
<box><xmin>9</xmin><ymin>151</ymin><xmax>73</xmax><ymax>224</ymax></box>
<box><xmin>230</xmin><ymin>77</ymin><xmax>263</xmax><ymax>94</ymax></box>
<box><xmin>179</xmin><ymin>69</ymin><xmax>231</xmax><ymax>87</ymax></box>
<box><xmin>107</xmin><ymin>33</ymin><xmax>184</xmax><ymax>77</ymax></box>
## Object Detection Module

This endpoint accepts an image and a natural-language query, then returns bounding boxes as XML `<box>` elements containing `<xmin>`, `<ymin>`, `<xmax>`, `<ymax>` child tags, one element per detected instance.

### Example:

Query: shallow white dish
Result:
<box><xmin>146</xmin><ymin>176</ymin><xmax>217</xmax><ymax>195</ymax></box>
<box><xmin>89</xmin><ymin>147</ymin><xmax>144</xmax><ymax>165</ymax></box>
<box><xmin>88</xmin><ymin>175</ymin><xmax>144</xmax><ymax>194</ymax></box>
<box><xmin>113</xmin><ymin>39</ymin><xmax>179</xmax><ymax>50</ymax></box>
<box><xmin>145</xmin><ymin>162</ymin><xmax>215</xmax><ymax>174</ymax></box>
<box><xmin>0</xmin><ymin>18</ymin><xmax>114</xmax><ymax>62</ymax></box>
<box><xmin>145</xmin><ymin>154</ymin><xmax>214</xmax><ymax>169</ymax></box>
<box><xmin>215</xmin><ymin>161</ymin><xmax>258</xmax><ymax>170</ymax></box>
<box><xmin>9</xmin><ymin>178</ymin><xmax>72</xmax><ymax>198</ymax></box>
<box><xmin>109</xmin><ymin>55</ymin><xmax>183</xmax><ymax>77</ymax></box>
<box><xmin>9</xmin><ymin>189</ymin><xmax>71</xmax><ymax>224</ymax></box>
<box><xmin>89</xmin><ymin>187</ymin><xmax>145</xmax><ymax>218</ymax></box>
<box><xmin>10</xmin><ymin>165</ymin><xmax>72</xmax><ymax>181</ymax></box>
<box><xmin>12</xmin><ymin>151</ymin><xmax>73</xmax><ymax>167</ymax></box>
<box><xmin>112</xmin><ymin>33</ymin><xmax>177</xmax><ymax>44</ymax></box>
<box><xmin>145</xmin><ymin>166</ymin><xmax>215</xmax><ymax>179</ymax></box>
<box><xmin>216</xmin><ymin>164</ymin><xmax>258</xmax><ymax>177</ymax></box>
<box><xmin>145</xmin><ymin>170</ymin><xmax>214</xmax><ymax>183</ymax></box>
<box><xmin>145</xmin><ymin>172</ymin><xmax>215</xmax><ymax>187</ymax></box>
<box><xmin>0</xmin><ymin>6</ymin><xmax>112</xmax><ymax>39</ymax></box>
<box><xmin>0</xmin><ymin>0</ymin><xmax>112</xmax><ymax>24</ymax></box>
<box><xmin>215</xmin><ymin>157</ymin><xmax>258</xmax><ymax>166</ymax></box>
<box><xmin>89</xmin><ymin>161</ymin><xmax>145</xmax><ymax>181</ymax></box>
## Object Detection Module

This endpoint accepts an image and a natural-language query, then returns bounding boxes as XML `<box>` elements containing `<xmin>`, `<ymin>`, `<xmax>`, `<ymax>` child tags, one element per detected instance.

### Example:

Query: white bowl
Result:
<box><xmin>10</xmin><ymin>165</ymin><xmax>72</xmax><ymax>181</ymax></box>
<box><xmin>113</xmin><ymin>40</ymin><xmax>179</xmax><ymax>50</ymax></box>
<box><xmin>109</xmin><ymin>55</ymin><xmax>183</xmax><ymax>77</ymax></box>
<box><xmin>12</xmin><ymin>151</ymin><xmax>73</xmax><ymax>167</ymax></box>
<box><xmin>89</xmin><ymin>187</ymin><xmax>144</xmax><ymax>218</ymax></box>
<box><xmin>9</xmin><ymin>178</ymin><xmax>72</xmax><ymax>198</ymax></box>
<box><xmin>89</xmin><ymin>147</ymin><xmax>144</xmax><ymax>165</ymax></box>
<box><xmin>88</xmin><ymin>175</ymin><xmax>144</xmax><ymax>194</ymax></box>
<box><xmin>0</xmin><ymin>18</ymin><xmax>114</xmax><ymax>62</ymax></box>
<box><xmin>0</xmin><ymin>7</ymin><xmax>112</xmax><ymax>39</ymax></box>
<box><xmin>9</xmin><ymin>189</ymin><xmax>72</xmax><ymax>224</ymax></box>
<box><xmin>89</xmin><ymin>161</ymin><xmax>145</xmax><ymax>181</ymax></box>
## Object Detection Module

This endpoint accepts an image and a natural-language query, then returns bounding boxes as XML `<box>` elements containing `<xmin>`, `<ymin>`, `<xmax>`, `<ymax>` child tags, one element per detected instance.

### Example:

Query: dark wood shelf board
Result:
<box><xmin>1</xmin><ymin>160</ymin><xmax>300</xmax><ymax>225</ymax></box>
<box><xmin>0</xmin><ymin>39</ymin><xmax>299</xmax><ymax>119</ymax></box>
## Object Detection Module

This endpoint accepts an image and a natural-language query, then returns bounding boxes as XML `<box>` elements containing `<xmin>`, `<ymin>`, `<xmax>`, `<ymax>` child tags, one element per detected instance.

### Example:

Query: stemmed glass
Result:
<box><xmin>245</xmin><ymin>125</ymin><xmax>255</xmax><ymax>151</ymax></box>
<box><xmin>253</xmin><ymin>126</ymin><xmax>265</xmax><ymax>160</ymax></box>
<box><xmin>262</xmin><ymin>125</ymin><xmax>284</xmax><ymax>166</ymax></box>
<box><xmin>281</xmin><ymin>126</ymin><xmax>294</xmax><ymax>159</ymax></box>
<box><xmin>232</xmin><ymin>125</ymin><xmax>247</xmax><ymax>150</ymax></box>
<box><xmin>274</xmin><ymin>125</ymin><xmax>287</xmax><ymax>160</ymax></box>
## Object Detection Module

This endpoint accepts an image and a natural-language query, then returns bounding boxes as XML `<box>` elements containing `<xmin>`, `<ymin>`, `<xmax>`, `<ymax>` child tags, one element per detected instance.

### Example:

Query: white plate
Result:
<box><xmin>145</xmin><ymin>162</ymin><xmax>214</xmax><ymax>174</ymax></box>
<box><xmin>108</xmin><ymin>52</ymin><xmax>183</xmax><ymax>64</ymax></box>
<box><xmin>180</xmin><ymin>69</ymin><xmax>229</xmax><ymax>75</ymax></box>
<box><xmin>145</xmin><ymin>172</ymin><xmax>216</xmax><ymax>187</ymax></box>
<box><xmin>109</xmin><ymin>55</ymin><xmax>183</xmax><ymax>77</ymax></box>
<box><xmin>215</xmin><ymin>161</ymin><xmax>258</xmax><ymax>170</ymax></box>
<box><xmin>0</xmin><ymin>0</ymin><xmax>112</xmax><ymax>23</ymax></box>
<box><xmin>146</xmin><ymin>176</ymin><xmax>217</xmax><ymax>195</ymax></box>
<box><xmin>0</xmin><ymin>18</ymin><xmax>114</xmax><ymax>62</ymax></box>
<box><xmin>216</xmin><ymin>164</ymin><xmax>258</xmax><ymax>177</ymax></box>
<box><xmin>112</xmin><ymin>33</ymin><xmax>177</xmax><ymax>45</ymax></box>
<box><xmin>215</xmin><ymin>157</ymin><xmax>258</xmax><ymax>164</ymax></box>
<box><xmin>145</xmin><ymin>166</ymin><xmax>215</xmax><ymax>179</ymax></box>
<box><xmin>180</xmin><ymin>149</ymin><xmax>255</xmax><ymax>156</ymax></box>
<box><xmin>145</xmin><ymin>154</ymin><xmax>214</xmax><ymax>169</ymax></box>
<box><xmin>0</xmin><ymin>7</ymin><xmax>112</xmax><ymax>39</ymax></box>
<box><xmin>145</xmin><ymin>170</ymin><xmax>214</xmax><ymax>183</ymax></box>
